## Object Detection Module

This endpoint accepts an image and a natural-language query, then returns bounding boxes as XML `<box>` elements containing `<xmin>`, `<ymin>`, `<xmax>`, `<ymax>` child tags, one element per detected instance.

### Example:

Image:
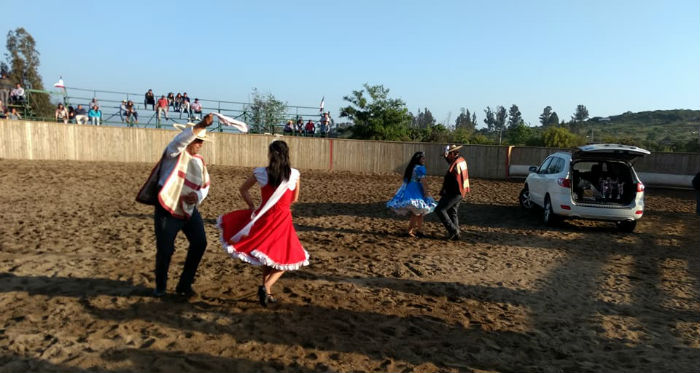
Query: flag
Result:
<box><xmin>211</xmin><ymin>112</ymin><xmax>248</xmax><ymax>133</ymax></box>
<box><xmin>319</xmin><ymin>96</ymin><xmax>325</xmax><ymax>113</ymax></box>
<box><xmin>53</xmin><ymin>77</ymin><xmax>65</xmax><ymax>88</ymax></box>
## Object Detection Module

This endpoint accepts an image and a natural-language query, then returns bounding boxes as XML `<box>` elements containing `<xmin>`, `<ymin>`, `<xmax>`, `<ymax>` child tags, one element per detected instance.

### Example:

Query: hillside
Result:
<box><xmin>575</xmin><ymin>109</ymin><xmax>700</xmax><ymax>152</ymax></box>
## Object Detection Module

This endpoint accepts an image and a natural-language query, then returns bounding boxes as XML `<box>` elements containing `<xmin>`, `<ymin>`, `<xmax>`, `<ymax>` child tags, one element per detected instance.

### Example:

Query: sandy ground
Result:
<box><xmin>0</xmin><ymin>159</ymin><xmax>698</xmax><ymax>373</ymax></box>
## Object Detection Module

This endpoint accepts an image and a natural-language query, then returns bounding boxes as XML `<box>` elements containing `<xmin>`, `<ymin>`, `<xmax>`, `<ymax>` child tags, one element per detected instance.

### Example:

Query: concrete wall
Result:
<box><xmin>1</xmin><ymin>120</ymin><xmax>698</xmax><ymax>187</ymax></box>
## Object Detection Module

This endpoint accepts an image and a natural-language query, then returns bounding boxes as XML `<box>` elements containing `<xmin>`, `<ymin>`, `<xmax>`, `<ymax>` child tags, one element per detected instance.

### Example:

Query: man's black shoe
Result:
<box><xmin>175</xmin><ymin>287</ymin><xmax>198</xmax><ymax>299</ymax></box>
<box><xmin>152</xmin><ymin>288</ymin><xmax>166</xmax><ymax>298</ymax></box>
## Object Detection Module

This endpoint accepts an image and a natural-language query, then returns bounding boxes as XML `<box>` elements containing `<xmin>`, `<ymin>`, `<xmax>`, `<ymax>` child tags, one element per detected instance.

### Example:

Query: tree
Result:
<box><xmin>340</xmin><ymin>83</ymin><xmax>412</xmax><ymax>141</ymax></box>
<box><xmin>539</xmin><ymin>106</ymin><xmax>553</xmax><ymax>126</ymax></box>
<box><xmin>495</xmin><ymin>106</ymin><xmax>507</xmax><ymax>144</ymax></box>
<box><xmin>455</xmin><ymin>107</ymin><xmax>476</xmax><ymax>132</ymax></box>
<box><xmin>542</xmin><ymin>126</ymin><xmax>584</xmax><ymax>148</ymax></box>
<box><xmin>572</xmin><ymin>104</ymin><xmax>589</xmax><ymax>122</ymax></box>
<box><xmin>495</xmin><ymin>106</ymin><xmax>507</xmax><ymax>132</ymax></box>
<box><xmin>247</xmin><ymin>88</ymin><xmax>287</xmax><ymax>134</ymax></box>
<box><xmin>506</xmin><ymin>122</ymin><xmax>533</xmax><ymax>145</ymax></box>
<box><xmin>507</xmin><ymin>104</ymin><xmax>523</xmax><ymax>129</ymax></box>
<box><xmin>548</xmin><ymin>111</ymin><xmax>560</xmax><ymax>127</ymax></box>
<box><xmin>413</xmin><ymin>107</ymin><xmax>435</xmax><ymax>129</ymax></box>
<box><xmin>483</xmin><ymin>106</ymin><xmax>496</xmax><ymax>132</ymax></box>
<box><xmin>4</xmin><ymin>27</ymin><xmax>52</xmax><ymax>117</ymax></box>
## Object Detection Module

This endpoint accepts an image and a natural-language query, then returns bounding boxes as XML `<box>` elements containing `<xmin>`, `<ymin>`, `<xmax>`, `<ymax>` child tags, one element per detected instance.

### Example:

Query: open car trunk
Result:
<box><xmin>571</xmin><ymin>160</ymin><xmax>638</xmax><ymax>206</ymax></box>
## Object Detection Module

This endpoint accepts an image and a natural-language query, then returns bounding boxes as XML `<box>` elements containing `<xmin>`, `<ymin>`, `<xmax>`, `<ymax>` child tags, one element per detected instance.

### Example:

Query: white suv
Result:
<box><xmin>518</xmin><ymin>144</ymin><xmax>650</xmax><ymax>232</ymax></box>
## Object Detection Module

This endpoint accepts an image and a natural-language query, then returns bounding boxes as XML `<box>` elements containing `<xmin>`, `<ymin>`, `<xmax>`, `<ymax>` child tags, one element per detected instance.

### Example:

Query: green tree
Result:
<box><xmin>507</xmin><ymin>104</ymin><xmax>523</xmax><ymax>129</ymax></box>
<box><xmin>422</xmin><ymin>124</ymin><xmax>450</xmax><ymax>143</ymax></box>
<box><xmin>495</xmin><ymin>105</ymin><xmax>507</xmax><ymax>144</ymax></box>
<box><xmin>413</xmin><ymin>107</ymin><xmax>436</xmax><ymax>129</ymax></box>
<box><xmin>483</xmin><ymin>106</ymin><xmax>496</xmax><ymax>132</ymax></box>
<box><xmin>455</xmin><ymin>107</ymin><xmax>476</xmax><ymax>131</ymax></box>
<box><xmin>539</xmin><ymin>106</ymin><xmax>553</xmax><ymax>126</ymax></box>
<box><xmin>4</xmin><ymin>27</ymin><xmax>52</xmax><ymax>117</ymax></box>
<box><xmin>340</xmin><ymin>83</ymin><xmax>412</xmax><ymax>141</ymax></box>
<box><xmin>247</xmin><ymin>88</ymin><xmax>287</xmax><ymax>134</ymax></box>
<box><xmin>542</xmin><ymin>126</ymin><xmax>584</xmax><ymax>147</ymax></box>
<box><xmin>572</xmin><ymin>104</ymin><xmax>589</xmax><ymax>122</ymax></box>
<box><xmin>506</xmin><ymin>122</ymin><xmax>532</xmax><ymax>145</ymax></box>
<box><xmin>548</xmin><ymin>111</ymin><xmax>560</xmax><ymax>127</ymax></box>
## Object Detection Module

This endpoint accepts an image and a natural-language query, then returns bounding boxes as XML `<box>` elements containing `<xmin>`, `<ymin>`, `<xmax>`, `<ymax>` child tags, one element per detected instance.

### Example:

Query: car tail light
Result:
<box><xmin>635</xmin><ymin>210</ymin><xmax>643</xmax><ymax>215</ymax></box>
<box><xmin>560</xmin><ymin>205</ymin><xmax>571</xmax><ymax>210</ymax></box>
<box><xmin>557</xmin><ymin>178</ymin><xmax>571</xmax><ymax>188</ymax></box>
<box><xmin>636</xmin><ymin>182</ymin><xmax>645</xmax><ymax>192</ymax></box>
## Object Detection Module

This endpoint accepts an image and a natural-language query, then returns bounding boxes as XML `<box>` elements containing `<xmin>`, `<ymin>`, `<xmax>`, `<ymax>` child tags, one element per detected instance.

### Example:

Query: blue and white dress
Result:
<box><xmin>387</xmin><ymin>165</ymin><xmax>437</xmax><ymax>216</ymax></box>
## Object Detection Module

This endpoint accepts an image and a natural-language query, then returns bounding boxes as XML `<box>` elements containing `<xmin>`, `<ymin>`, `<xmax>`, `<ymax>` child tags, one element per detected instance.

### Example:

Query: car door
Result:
<box><xmin>529</xmin><ymin>156</ymin><xmax>553</xmax><ymax>205</ymax></box>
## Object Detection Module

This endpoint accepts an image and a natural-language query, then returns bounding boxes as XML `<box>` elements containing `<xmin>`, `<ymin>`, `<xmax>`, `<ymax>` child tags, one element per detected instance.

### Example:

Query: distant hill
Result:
<box><xmin>577</xmin><ymin>109</ymin><xmax>700</xmax><ymax>152</ymax></box>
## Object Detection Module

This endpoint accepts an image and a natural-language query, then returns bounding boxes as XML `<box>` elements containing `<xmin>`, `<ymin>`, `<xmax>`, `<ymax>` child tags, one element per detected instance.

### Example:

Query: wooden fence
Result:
<box><xmin>1</xmin><ymin>120</ymin><xmax>698</xmax><ymax>185</ymax></box>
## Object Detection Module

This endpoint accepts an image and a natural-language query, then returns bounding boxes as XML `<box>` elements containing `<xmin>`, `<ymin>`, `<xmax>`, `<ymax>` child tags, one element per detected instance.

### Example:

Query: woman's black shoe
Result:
<box><xmin>257</xmin><ymin>286</ymin><xmax>268</xmax><ymax>307</ymax></box>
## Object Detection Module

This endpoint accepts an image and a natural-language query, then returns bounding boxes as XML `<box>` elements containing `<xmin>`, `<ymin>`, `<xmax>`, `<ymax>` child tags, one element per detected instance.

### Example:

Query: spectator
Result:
<box><xmin>8</xmin><ymin>107</ymin><xmax>21</xmax><ymax>120</ymax></box>
<box><xmin>10</xmin><ymin>83</ymin><xmax>25</xmax><ymax>105</ymax></box>
<box><xmin>191</xmin><ymin>98</ymin><xmax>202</xmax><ymax>119</ymax></box>
<box><xmin>180</xmin><ymin>92</ymin><xmax>191</xmax><ymax>117</ymax></box>
<box><xmin>305</xmin><ymin>119</ymin><xmax>315</xmax><ymax>136</ymax></box>
<box><xmin>157</xmin><ymin>95</ymin><xmax>170</xmax><ymax>121</ymax></box>
<box><xmin>144</xmin><ymin>89</ymin><xmax>155</xmax><ymax>110</ymax></box>
<box><xmin>125</xmin><ymin>100</ymin><xmax>138</xmax><ymax>125</ymax></box>
<box><xmin>174</xmin><ymin>93</ymin><xmax>182</xmax><ymax>112</ymax></box>
<box><xmin>295</xmin><ymin>119</ymin><xmax>304</xmax><ymax>136</ymax></box>
<box><xmin>75</xmin><ymin>104</ymin><xmax>88</xmax><ymax>124</ymax></box>
<box><xmin>88</xmin><ymin>105</ymin><xmax>102</xmax><ymax>125</ymax></box>
<box><xmin>167</xmin><ymin>92</ymin><xmax>175</xmax><ymax>108</ymax></box>
<box><xmin>283</xmin><ymin>120</ymin><xmax>293</xmax><ymax>134</ymax></box>
<box><xmin>68</xmin><ymin>105</ymin><xmax>76</xmax><ymax>123</ymax></box>
<box><xmin>0</xmin><ymin>73</ymin><xmax>11</xmax><ymax>106</ymax></box>
<box><xmin>119</xmin><ymin>100</ymin><xmax>128</xmax><ymax>122</ymax></box>
<box><xmin>89</xmin><ymin>97</ymin><xmax>99</xmax><ymax>109</ymax></box>
<box><xmin>55</xmin><ymin>103</ymin><xmax>69</xmax><ymax>124</ymax></box>
<box><xmin>320</xmin><ymin>112</ymin><xmax>331</xmax><ymax>137</ymax></box>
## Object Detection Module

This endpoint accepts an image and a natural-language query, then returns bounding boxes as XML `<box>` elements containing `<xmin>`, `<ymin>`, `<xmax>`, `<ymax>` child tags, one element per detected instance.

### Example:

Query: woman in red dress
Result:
<box><xmin>217</xmin><ymin>140</ymin><xmax>309</xmax><ymax>306</ymax></box>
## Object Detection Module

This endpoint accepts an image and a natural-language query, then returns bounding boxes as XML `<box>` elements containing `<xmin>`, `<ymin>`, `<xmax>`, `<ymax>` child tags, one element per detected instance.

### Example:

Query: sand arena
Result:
<box><xmin>0</xmin><ymin>159</ymin><xmax>698</xmax><ymax>372</ymax></box>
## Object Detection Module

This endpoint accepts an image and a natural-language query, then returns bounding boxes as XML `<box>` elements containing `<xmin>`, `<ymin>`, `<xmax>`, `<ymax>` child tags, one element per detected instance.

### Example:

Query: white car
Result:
<box><xmin>518</xmin><ymin>144</ymin><xmax>650</xmax><ymax>232</ymax></box>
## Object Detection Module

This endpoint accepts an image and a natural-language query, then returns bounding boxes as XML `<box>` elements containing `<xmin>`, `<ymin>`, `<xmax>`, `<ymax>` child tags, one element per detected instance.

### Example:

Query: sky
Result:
<box><xmin>6</xmin><ymin>0</ymin><xmax>700</xmax><ymax>128</ymax></box>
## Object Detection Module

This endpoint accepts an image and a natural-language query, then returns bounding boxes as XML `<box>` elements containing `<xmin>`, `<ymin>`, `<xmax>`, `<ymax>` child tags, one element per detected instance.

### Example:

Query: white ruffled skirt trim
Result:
<box><xmin>216</xmin><ymin>215</ymin><xmax>310</xmax><ymax>271</ymax></box>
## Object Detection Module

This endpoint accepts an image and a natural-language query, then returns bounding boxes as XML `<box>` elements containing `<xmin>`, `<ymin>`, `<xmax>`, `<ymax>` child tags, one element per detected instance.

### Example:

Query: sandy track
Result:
<box><xmin>0</xmin><ymin>159</ymin><xmax>698</xmax><ymax>372</ymax></box>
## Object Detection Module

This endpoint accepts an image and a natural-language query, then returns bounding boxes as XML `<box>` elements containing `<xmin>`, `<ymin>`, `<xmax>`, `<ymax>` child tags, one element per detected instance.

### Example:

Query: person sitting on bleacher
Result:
<box><xmin>10</xmin><ymin>83</ymin><xmax>25</xmax><ymax>105</ymax></box>
<box><xmin>304</xmin><ymin>119</ymin><xmax>315</xmax><ymax>137</ymax></box>
<box><xmin>74</xmin><ymin>104</ymin><xmax>88</xmax><ymax>125</ymax></box>
<box><xmin>191</xmin><ymin>98</ymin><xmax>202</xmax><ymax>119</ymax></box>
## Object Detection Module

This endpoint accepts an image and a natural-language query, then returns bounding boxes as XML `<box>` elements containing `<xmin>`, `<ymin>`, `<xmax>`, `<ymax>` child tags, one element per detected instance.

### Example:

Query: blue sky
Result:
<box><xmin>7</xmin><ymin>0</ymin><xmax>700</xmax><ymax>128</ymax></box>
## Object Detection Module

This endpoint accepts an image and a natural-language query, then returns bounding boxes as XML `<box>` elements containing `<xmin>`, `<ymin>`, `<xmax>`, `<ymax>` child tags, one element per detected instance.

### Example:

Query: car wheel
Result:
<box><xmin>543</xmin><ymin>196</ymin><xmax>558</xmax><ymax>226</ymax></box>
<box><xmin>519</xmin><ymin>186</ymin><xmax>533</xmax><ymax>210</ymax></box>
<box><xmin>616</xmin><ymin>220</ymin><xmax>636</xmax><ymax>233</ymax></box>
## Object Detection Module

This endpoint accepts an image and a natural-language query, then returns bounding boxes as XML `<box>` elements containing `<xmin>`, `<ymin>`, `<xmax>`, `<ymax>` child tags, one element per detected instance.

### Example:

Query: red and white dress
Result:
<box><xmin>217</xmin><ymin>167</ymin><xmax>309</xmax><ymax>270</ymax></box>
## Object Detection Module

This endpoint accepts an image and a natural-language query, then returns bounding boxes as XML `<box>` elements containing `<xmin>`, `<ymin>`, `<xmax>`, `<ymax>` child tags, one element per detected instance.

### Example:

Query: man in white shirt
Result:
<box><xmin>136</xmin><ymin>114</ymin><xmax>214</xmax><ymax>298</ymax></box>
<box><xmin>10</xmin><ymin>83</ymin><xmax>25</xmax><ymax>105</ymax></box>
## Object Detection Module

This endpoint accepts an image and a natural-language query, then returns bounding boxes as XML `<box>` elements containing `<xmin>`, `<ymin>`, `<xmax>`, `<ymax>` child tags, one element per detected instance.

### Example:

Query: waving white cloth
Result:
<box><xmin>230</xmin><ymin>169</ymin><xmax>299</xmax><ymax>243</ymax></box>
<box><xmin>211</xmin><ymin>112</ymin><xmax>248</xmax><ymax>133</ymax></box>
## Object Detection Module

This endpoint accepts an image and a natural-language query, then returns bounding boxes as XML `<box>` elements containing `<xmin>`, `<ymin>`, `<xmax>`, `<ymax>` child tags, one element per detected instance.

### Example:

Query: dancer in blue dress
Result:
<box><xmin>387</xmin><ymin>151</ymin><xmax>437</xmax><ymax>237</ymax></box>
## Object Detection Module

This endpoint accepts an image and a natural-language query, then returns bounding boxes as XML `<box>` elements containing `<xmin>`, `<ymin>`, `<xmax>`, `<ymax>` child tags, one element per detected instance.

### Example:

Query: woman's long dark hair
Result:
<box><xmin>267</xmin><ymin>140</ymin><xmax>291</xmax><ymax>187</ymax></box>
<box><xmin>403</xmin><ymin>151</ymin><xmax>424</xmax><ymax>182</ymax></box>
